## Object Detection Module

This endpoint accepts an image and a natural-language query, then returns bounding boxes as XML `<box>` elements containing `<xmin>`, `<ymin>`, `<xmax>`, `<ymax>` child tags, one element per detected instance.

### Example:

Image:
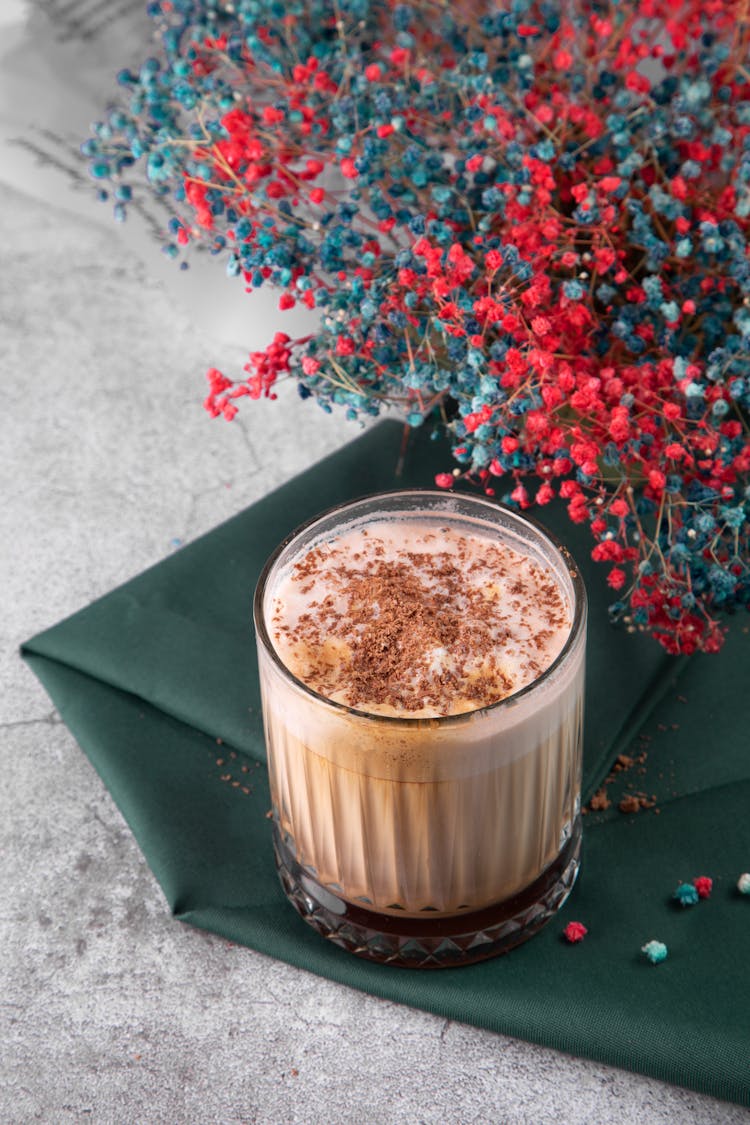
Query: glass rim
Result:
<box><xmin>253</xmin><ymin>488</ymin><xmax>587</xmax><ymax>727</ymax></box>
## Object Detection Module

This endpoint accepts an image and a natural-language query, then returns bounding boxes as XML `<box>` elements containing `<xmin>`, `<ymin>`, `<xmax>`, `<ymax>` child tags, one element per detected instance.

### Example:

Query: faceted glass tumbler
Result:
<box><xmin>254</xmin><ymin>491</ymin><xmax>587</xmax><ymax>968</ymax></box>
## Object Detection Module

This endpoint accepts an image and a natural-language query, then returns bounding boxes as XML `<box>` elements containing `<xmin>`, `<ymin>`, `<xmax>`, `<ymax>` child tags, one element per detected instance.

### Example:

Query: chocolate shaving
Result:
<box><xmin>272</xmin><ymin>527</ymin><xmax>569</xmax><ymax>715</ymax></box>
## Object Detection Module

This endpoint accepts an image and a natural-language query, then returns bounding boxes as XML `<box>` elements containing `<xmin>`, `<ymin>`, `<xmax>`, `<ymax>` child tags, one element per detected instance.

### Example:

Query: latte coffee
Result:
<box><xmin>254</xmin><ymin>490</ymin><xmax>586</xmax><ymax>967</ymax></box>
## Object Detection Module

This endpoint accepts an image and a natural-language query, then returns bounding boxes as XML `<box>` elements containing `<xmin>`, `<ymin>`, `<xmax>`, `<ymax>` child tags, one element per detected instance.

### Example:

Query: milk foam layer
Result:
<box><xmin>269</xmin><ymin>520</ymin><xmax>571</xmax><ymax>718</ymax></box>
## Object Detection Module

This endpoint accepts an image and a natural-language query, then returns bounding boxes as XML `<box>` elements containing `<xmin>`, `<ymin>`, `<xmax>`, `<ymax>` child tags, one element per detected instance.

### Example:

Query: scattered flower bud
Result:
<box><xmin>563</xmin><ymin>921</ymin><xmax>588</xmax><ymax>943</ymax></box>
<box><xmin>642</xmin><ymin>940</ymin><xmax>668</xmax><ymax>965</ymax></box>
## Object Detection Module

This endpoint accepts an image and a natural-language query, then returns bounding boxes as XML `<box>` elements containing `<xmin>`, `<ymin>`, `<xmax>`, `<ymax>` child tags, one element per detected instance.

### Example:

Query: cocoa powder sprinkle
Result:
<box><xmin>271</xmin><ymin>524</ymin><xmax>570</xmax><ymax>716</ymax></box>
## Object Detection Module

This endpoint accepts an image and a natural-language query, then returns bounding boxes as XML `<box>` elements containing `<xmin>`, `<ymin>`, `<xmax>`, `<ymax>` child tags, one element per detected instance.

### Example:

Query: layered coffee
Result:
<box><xmin>255</xmin><ymin>492</ymin><xmax>586</xmax><ymax>954</ymax></box>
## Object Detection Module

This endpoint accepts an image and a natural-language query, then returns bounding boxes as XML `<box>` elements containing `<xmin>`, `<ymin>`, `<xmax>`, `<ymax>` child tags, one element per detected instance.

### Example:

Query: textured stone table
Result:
<box><xmin>3</xmin><ymin>177</ymin><xmax>749</xmax><ymax>1124</ymax></box>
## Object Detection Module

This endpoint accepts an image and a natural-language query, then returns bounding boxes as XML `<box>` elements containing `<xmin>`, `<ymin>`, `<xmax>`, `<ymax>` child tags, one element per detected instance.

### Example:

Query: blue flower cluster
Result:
<box><xmin>83</xmin><ymin>0</ymin><xmax>750</xmax><ymax>651</ymax></box>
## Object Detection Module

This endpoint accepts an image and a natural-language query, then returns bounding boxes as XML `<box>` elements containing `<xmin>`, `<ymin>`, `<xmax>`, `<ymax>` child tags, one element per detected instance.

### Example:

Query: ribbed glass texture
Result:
<box><xmin>254</xmin><ymin>491</ymin><xmax>587</xmax><ymax>962</ymax></box>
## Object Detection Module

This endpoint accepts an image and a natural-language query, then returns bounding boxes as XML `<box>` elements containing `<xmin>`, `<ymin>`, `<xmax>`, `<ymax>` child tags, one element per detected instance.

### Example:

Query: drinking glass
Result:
<box><xmin>254</xmin><ymin>490</ymin><xmax>587</xmax><ymax>968</ymax></box>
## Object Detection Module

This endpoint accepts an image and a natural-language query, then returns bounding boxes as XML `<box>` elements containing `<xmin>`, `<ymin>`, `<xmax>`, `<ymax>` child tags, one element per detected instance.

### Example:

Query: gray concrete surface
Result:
<box><xmin>4</xmin><ymin>9</ymin><xmax>749</xmax><ymax>1120</ymax></box>
<box><xmin>2</xmin><ymin>179</ymin><xmax>749</xmax><ymax>1124</ymax></box>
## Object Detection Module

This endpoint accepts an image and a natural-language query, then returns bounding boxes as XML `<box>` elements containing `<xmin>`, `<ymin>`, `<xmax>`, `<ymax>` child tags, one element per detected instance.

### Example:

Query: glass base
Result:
<box><xmin>273</xmin><ymin>816</ymin><xmax>582</xmax><ymax>969</ymax></box>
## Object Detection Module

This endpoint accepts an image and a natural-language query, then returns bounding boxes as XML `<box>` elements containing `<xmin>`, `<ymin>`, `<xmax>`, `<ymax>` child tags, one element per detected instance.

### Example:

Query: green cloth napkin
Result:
<box><xmin>21</xmin><ymin>420</ymin><xmax>750</xmax><ymax>1106</ymax></box>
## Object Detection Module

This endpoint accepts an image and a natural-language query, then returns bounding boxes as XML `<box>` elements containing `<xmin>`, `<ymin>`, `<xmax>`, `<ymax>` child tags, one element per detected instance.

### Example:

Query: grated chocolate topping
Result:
<box><xmin>270</xmin><ymin>523</ymin><xmax>570</xmax><ymax>717</ymax></box>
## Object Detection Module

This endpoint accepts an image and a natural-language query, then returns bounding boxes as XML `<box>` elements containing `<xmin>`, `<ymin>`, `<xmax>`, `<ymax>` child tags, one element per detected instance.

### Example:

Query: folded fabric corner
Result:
<box><xmin>21</xmin><ymin>421</ymin><xmax>750</xmax><ymax>1106</ymax></box>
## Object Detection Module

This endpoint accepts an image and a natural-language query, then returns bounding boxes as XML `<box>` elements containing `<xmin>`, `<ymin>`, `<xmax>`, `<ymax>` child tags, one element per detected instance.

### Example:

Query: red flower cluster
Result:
<box><xmin>88</xmin><ymin>0</ymin><xmax>750</xmax><ymax>652</ymax></box>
